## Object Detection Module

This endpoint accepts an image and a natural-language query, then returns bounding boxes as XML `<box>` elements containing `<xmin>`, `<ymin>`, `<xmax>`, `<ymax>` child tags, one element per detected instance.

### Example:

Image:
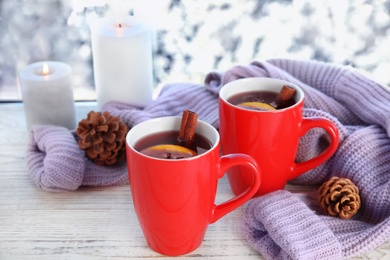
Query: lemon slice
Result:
<box><xmin>238</xmin><ymin>102</ymin><xmax>276</xmax><ymax>111</ymax></box>
<box><xmin>141</xmin><ymin>144</ymin><xmax>197</xmax><ymax>159</ymax></box>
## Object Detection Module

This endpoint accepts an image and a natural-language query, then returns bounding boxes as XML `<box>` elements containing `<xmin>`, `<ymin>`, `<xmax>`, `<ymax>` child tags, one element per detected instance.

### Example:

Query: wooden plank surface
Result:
<box><xmin>0</xmin><ymin>103</ymin><xmax>389</xmax><ymax>260</ymax></box>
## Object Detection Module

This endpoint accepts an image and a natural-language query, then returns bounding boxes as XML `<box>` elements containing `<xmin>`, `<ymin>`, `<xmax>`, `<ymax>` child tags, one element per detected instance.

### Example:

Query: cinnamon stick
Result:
<box><xmin>277</xmin><ymin>85</ymin><xmax>296</xmax><ymax>102</ymax></box>
<box><xmin>177</xmin><ymin>110</ymin><xmax>198</xmax><ymax>153</ymax></box>
<box><xmin>275</xmin><ymin>85</ymin><xmax>297</xmax><ymax>109</ymax></box>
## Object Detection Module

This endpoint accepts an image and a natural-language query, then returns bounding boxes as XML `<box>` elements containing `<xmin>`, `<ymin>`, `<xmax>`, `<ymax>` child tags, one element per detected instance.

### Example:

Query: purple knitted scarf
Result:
<box><xmin>25</xmin><ymin>59</ymin><xmax>390</xmax><ymax>259</ymax></box>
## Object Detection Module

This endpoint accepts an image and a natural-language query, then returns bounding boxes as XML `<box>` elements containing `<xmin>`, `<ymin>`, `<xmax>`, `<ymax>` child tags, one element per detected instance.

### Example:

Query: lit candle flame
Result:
<box><xmin>115</xmin><ymin>22</ymin><xmax>124</xmax><ymax>37</ymax></box>
<box><xmin>42</xmin><ymin>63</ymin><xmax>50</xmax><ymax>76</ymax></box>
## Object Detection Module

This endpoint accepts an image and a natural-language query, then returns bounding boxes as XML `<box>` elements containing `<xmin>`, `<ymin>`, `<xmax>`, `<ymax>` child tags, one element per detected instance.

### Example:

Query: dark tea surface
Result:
<box><xmin>135</xmin><ymin>130</ymin><xmax>212</xmax><ymax>159</ymax></box>
<box><xmin>228</xmin><ymin>90</ymin><xmax>296</xmax><ymax>110</ymax></box>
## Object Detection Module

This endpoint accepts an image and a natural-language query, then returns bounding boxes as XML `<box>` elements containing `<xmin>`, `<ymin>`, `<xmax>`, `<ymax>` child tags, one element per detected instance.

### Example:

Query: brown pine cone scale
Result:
<box><xmin>76</xmin><ymin>111</ymin><xmax>128</xmax><ymax>166</ymax></box>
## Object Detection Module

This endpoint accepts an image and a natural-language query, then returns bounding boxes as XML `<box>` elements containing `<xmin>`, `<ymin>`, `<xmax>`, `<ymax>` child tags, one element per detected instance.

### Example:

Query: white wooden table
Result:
<box><xmin>1</xmin><ymin>103</ymin><xmax>389</xmax><ymax>260</ymax></box>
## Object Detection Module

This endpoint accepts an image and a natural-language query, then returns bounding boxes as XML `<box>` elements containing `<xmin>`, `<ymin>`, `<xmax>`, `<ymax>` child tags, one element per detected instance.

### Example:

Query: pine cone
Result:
<box><xmin>76</xmin><ymin>111</ymin><xmax>128</xmax><ymax>166</ymax></box>
<box><xmin>318</xmin><ymin>176</ymin><xmax>361</xmax><ymax>220</ymax></box>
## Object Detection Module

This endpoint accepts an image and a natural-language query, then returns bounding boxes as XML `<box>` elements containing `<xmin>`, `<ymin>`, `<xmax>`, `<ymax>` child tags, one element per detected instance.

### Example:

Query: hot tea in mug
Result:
<box><xmin>219</xmin><ymin>77</ymin><xmax>339</xmax><ymax>196</ymax></box>
<box><xmin>227</xmin><ymin>85</ymin><xmax>297</xmax><ymax>111</ymax></box>
<box><xmin>135</xmin><ymin>130</ymin><xmax>212</xmax><ymax>159</ymax></box>
<box><xmin>125</xmin><ymin>112</ymin><xmax>262</xmax><ymax>256</ymax></box>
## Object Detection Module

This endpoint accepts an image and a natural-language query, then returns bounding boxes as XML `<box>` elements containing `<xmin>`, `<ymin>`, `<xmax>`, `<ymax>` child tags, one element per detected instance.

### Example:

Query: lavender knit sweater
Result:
<box><xmin>25</xmin><ymin>59</ymin><xmax>390</xmax><ymax>259</ymax></box>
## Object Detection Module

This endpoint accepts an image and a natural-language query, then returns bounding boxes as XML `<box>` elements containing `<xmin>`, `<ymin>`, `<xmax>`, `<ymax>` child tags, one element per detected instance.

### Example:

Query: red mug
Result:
<box><xmin>126</xmin><ymin>116</ymin><xmax>261</xmax><ymax>256</ymax></box>
<box><xmin>219</xmin><ymin>77</ymin><xmax>339</xmax><ymax>196</ymax></box>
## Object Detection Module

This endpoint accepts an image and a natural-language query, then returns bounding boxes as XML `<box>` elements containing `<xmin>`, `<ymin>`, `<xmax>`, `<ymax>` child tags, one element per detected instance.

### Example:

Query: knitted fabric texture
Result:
<box><xmin>205</xmin><ymin>59</ymin><xmax>390</xmax><ymax>259</ymax></box>
<box><xmin>26</xmin><ymin>126</ymin><xmax>129</xmax><ymax>192</ymax></box>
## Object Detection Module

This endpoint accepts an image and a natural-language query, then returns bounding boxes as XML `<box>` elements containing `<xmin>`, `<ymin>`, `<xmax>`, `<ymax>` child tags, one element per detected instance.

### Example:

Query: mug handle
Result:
<box><xmin>290</xmin><ymin>117</ymin><xmax>339</xmax><ymax>180</ymax></box>
<box><xmin>210</xmin><ymin>154</ymin><xmax>261</xmax><ymax>224</ymax></box>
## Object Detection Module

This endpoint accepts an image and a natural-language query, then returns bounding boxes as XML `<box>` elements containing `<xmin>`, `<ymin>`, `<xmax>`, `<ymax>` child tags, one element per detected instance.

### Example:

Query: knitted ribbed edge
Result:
<box><xmin>102</xmin><ymin>82</ymin><xmax>220</xmax><ymax>129</ymax></box>
<box><xmin>26</xmin><ymin>126</ymin><xmax>85</xmax><ymax>192</ymax></box>
<box><xmin>26</xmin><ymin>125</ymin><xmax>128</xmax><ymax>192</ymax></box>
<box><xmin>243</xmin><ymin>125</ymin><xmax>390</xmax><ymax>259</ymax></box>
<box><xmin>321</xmin><ymin>130</ymin><xmax>390</xmax><ymax>258</ymax></box>
<box><xmin>330</xmin><ymin>125</ymin><xmax>390</xmax><ymax>225</ymax></box>
<box><xmin>336</xmin><ymin>68</ymin><xmax>390</xmax><ymax>136</ymax></box>
<box><xmin>243</xmin><ymin>190</ymin><xmax>343</xmax><ymax>260</ymax></box>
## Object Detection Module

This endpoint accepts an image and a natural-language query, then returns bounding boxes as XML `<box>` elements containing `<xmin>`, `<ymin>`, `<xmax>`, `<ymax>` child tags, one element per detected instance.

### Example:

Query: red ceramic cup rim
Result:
<box><xmin>219</xmin><ymin>77</ymin><xmax>304</xmax><ymax>112</ymax></box>
<box><xmin>126</xmin><ymin>116</ymin><xmax>219</xmax><ymax>161</ymax></box>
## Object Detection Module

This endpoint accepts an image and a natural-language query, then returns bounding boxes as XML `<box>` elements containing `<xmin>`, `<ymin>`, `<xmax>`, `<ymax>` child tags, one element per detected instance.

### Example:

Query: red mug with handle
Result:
<box><xmin>126</xmin><ymin>116</ymin><xmax>261</xmax><ymax>256</ymax></box>
<box><xmin>219</xmin><ymin>77</ymin><xmax>339</xmax><ymax>196</ymax></box>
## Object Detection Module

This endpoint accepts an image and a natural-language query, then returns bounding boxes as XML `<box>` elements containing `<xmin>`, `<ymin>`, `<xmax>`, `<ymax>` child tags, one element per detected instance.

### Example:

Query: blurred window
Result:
<box><xmin>1</xmin><ymin>0</ymin><xmax>389</xmax><ymax>101</ymax></box>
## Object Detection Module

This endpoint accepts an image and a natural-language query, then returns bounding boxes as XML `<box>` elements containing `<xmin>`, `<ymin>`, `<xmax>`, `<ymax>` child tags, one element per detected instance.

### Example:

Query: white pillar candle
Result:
<box><xmin>18</xmin><ymin>61</ymin><xmax>76</xmax><ymax>130</ymax></box>
<box><xmin>90</xmin><ymin>15</ymin><xmax>154</xmax><ymax>109</ymax></box>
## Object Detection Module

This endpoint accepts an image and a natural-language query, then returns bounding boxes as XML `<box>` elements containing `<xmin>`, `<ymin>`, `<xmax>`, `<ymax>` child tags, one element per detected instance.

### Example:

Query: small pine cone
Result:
<box><xmin>76</xmin><ymin>111</ymin><xmax>128</xmax><ymax>166</ymax></box>
<box><xmin>318</xmin><ymin>176</ymin><xmax>361</xmax><ymax>220</ymax></box>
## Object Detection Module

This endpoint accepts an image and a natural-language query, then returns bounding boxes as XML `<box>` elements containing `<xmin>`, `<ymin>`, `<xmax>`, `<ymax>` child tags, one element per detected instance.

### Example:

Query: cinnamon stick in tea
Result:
<box><xmin>178</xmin><ymin>110</ymin><xmax>198</xmax><ymax>153</ymax></box>
<box><xmin>277</xmin><ymin>85</ymin><xmax>296</xmax><ymax>101</ymax></box>
<box><xmin>276</xmin><ymin>85</ymin><xmax>296</xmax><ymax>109</ymax></box>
